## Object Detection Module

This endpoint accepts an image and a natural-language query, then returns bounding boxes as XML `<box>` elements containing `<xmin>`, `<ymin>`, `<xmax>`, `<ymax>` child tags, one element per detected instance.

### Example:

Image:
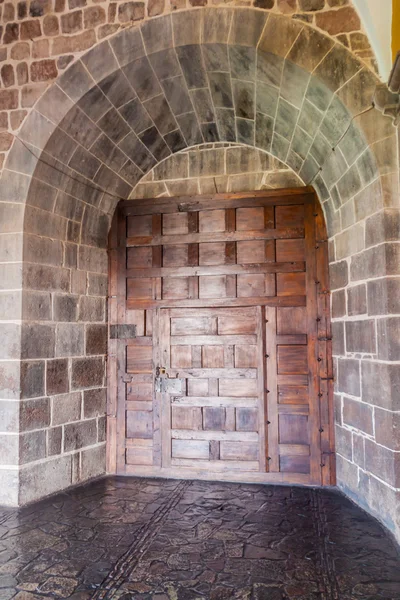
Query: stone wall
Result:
<box><xmin>0</xmin><ymin>5</ymin><xmax>399</xmax><ymax>543</ymax></box>
<box><xmin>0</xmin><ymin>0</ymin><xmax>377</xmax><ymax>174</ymax></box>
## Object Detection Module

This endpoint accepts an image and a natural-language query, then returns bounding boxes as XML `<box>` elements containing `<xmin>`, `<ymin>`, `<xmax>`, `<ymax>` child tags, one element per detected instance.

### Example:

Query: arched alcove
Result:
<box><xmin>0</xmin><ymin>7</ymin><xmax>398</xmax><ymax>541</ymax></box>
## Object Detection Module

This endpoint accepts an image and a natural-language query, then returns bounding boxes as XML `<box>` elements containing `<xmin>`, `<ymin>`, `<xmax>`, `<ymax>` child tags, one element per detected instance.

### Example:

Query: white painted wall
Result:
<box><xmin>353</xmin><ymin>0</ymin><xmax>393</xmax><ymax>80</ymax></box>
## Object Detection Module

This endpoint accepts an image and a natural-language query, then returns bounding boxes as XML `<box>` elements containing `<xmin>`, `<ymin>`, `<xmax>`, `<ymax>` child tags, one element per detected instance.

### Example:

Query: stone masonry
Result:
<box><xmin>0</xmin><ymin>4</ymin><xmax>399</xmax><ymax>545</ymax></box>
<box><xmin>0</xmin><ymin>0</ymin><xmax>377</xmax><ymax>173</ymax></box>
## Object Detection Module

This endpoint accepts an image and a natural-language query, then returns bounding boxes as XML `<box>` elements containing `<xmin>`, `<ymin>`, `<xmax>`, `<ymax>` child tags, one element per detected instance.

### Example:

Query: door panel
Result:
<box><xmin>108</xmin><ymin>188</ymin><xmax>335</xmax><ymax>485</ymax></box>
<box><xmin>159</xmin><ymin>307</ymin><xmax>266</xmax><ymax>473</ymax></box>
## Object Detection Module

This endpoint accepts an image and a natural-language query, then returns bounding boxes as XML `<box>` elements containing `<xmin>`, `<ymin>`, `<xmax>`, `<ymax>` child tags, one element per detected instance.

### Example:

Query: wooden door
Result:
<box><xmin>107</xmin><ymin>188</ymin><xmax>335</xmax><ymax>486</ymax></box>
<box><xmin>159</xmin><ymin>307</ymin><xmax>266</xmax><ymax>473</ymax></box>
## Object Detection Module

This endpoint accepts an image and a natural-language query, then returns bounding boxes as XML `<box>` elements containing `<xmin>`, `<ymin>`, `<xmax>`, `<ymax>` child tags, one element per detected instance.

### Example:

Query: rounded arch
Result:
<box><xmin>0</xmin><ymin>8</ymin><xmax>399</xmax><ymax>542</ymax></box>
<box><xmin>1</xmin><ymin>7</ymin><xmax>394</xmax><ymax>239</ymax></box>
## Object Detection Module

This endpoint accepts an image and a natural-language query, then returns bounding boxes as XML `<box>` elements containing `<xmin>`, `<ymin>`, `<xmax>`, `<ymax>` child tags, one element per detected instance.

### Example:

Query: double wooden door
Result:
<box><xmin>108</xmin><ymin>188</ymin><xmax>335</xmax><ymax>486</ymax></box>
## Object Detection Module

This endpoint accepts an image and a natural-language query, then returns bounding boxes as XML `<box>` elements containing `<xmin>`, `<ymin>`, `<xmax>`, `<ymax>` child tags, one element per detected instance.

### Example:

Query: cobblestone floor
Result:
<box><xmin>0</xmin><ymin>477</ymin><xmax>399</xmax><ymax>600</ymax></box>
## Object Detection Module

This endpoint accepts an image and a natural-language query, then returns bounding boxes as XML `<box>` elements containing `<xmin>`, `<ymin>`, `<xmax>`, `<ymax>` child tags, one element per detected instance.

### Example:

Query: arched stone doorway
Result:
<box><xmin>0</xmin><ymin>8</ymin><xmax>398</xmax><ymax>541</ymax></box>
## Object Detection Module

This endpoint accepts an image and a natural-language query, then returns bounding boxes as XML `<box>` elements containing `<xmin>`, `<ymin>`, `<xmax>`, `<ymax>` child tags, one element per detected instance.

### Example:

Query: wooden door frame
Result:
<box><xmin>106</xmin><ymin>187</ymin><xmax>336</xmax><ymax>485</ymax></box>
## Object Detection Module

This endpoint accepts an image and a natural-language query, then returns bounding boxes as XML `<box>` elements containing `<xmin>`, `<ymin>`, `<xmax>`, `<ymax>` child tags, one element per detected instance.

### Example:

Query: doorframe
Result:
<box><xmin>106</xmin><ymin>188</ymin><xmax>336</xmax><ymax>485</ymax></box>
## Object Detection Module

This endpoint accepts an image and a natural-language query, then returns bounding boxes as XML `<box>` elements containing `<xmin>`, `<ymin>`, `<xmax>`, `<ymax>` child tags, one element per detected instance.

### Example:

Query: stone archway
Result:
<box><xmin>0</xmin><ymin>7</ymin><xmax>398</xmax><ymax>541</ymax></box>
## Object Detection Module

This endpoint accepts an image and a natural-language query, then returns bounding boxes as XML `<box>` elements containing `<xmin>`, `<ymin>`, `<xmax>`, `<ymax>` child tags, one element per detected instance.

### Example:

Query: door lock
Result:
<box><xmin>155</xmin><ymin>367</ymin><xmax>184</xmax><ymax>395</ymax></box>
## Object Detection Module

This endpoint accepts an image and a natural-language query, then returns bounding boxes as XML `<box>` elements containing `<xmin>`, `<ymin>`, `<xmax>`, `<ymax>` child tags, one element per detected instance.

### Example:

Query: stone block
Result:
<box><xmin>229</xmin><ymin>8</ymin><xmax>266</xmax><ymax>47</ymax></box>
<box><xmin>334</xmin><ymin>393</ymin><xmax>342</xmax><ymax>425</ymax></box>
<box><xmin>372</xmin><ymin>135</ymin><xmax>398</xmax><ymax>176</ymax></box>
<box><xmin>375</xmin><ymin>409</ymin><xmax>400</xmax><ymax>451</ymax></box>
<box><xmin>46</xmin><ymin>359</ymin><xmax>69</xmax><ymax>396</ymax></box>
<box><xmin>162</xmin><ymin>76</ymin><xmax>193</xmax><ymax>118</ymax></box>
<box><xmin>83</xmin><ymin>388</ymin><xmax>106</xmax><ymax>419</ymax></box>
<box><xmin>110</xmin><ymin>27</ymin><xmax>145</xmax><ymax>68</ymax></box>
<box><xmin>350</xmin><ymin>245</ymin><xmax>386</xmax><ymax>282</ymax></box>
<box><xmin>365</xmin><ymin>209</ymin><xmax>400</xmax><ymax>248</ymax></box>
<box><xmin>0</xmin><ymin>231</ymin><xmax>23</xmax><ymax>263</ymax></box>
<box><xmin>0</xmin><ymin>469</ymin><xmax>18</xmax><ymax>506</ymax></box>
<box><xmin>340</xmin><ymin>199</ymin><xmax>355</xmax><ymax>230</ymax></box>
<box><xmin>202</xmin><ymin>8</ymin><xmax>233</xmax><ymax>44</ymax></box>
<box><xmin>345</xmin><ymin>320</ymin><xmax>376</xmax><ymax>354</ymax></box>
<box><xmin>78</xmin><ymin>246</ymin><xmax>107</xmax><ymax>274</ymax></box>
<box><xmin>367</xmin><ymin>475</ymin><xmax>400</xmax><ymax>537</ymax></box>
<box><xmin>19</xmin><ymin>455</ymin><xmax>72</xmax><ymax>504</ymax></box>
<box><xmin>215</xmin><ymin>108</ymin><xmax>236</xmax><ymax>143</ymax></box>
<box><xmin>52</xmin><ymin>391</ymin><xmax>82</xmax><ymax>425</ymax></box>
<box><xmin>0</xmin><ymin>362</ymin><xmax>20</xmax><ymax>401</ymax></box>
<box><xmin>336</xmin><ymin>453</ymin><xmax>359</xmax><ymax>495</ymax></box>
<box><xmin>79</xmin><ymin>296</ymin><xmax>105</xmax><ymax>322</ymax></box>
<box><xmin>0</xmin><ymin>433</ymin><xmax>19</xmax><ymax>466</ymax></box>
<box><xmin>0</xmin><ymin>401</ymin><xmax>19</xmax><ymax>433</ymax></box>
<box><xmin>80</xmin><ymin>444</ymin><xmax>106</xmax><ymax>481</ymax></box>
<box><xmin>20</xmin><ymin>398</ymin><xmax>50</xmax><ymax>432</ymax></box>
<box><xmin>259</xmin><ymin>14</ymin><xmax>302</xmax><ymax>58</ymax></box>
<box><xmin>55</xmin><ymin>323</ymin><xmax>84</xmax><ymax>357</ymax></box>
<box><xmin>64</xmin><ymin>419</ymin><xmax>97</xmax><ymax>451</ymax></box>
<box><xmin>47</xmin><ymin>426</ymin><xmax>62</xmax><ymax>456</ymax></box>
<box><xmin>0</xmin><ymin>290</ymin><xmax>21</xmax><ymax>321</ymax></box>
<box><xmin>0</xmin><ymin>324</ymin><xmax>20</xmax><ymax>361</ymax></box>
<box><xmin>71</xmin><ymin>270</ymin><xmax>87</xmax><ymax>296</ymax></box>
<box><xmin>332</xmin><ymin>289</ymin><xmax>346</xmax><ymax>318</ymax></box>
<box><xmin>53</xmin><ymin>294</ymin><xmax>79</xmax><ymax>322</ymax></box>
<box><xmin>335</xmin><ymin>424</ymin><xmax>352</xmax><ymax>460</ymax></box>
<box><xmin>275</xmin><ymin>98</ymin><xmax>299</xmax><ymax>141</ymax></box>
<box><xmin>332</xmin><ymin>321</ymin><xmax>345</xmax><ymax>356</ymax></box>
<box><xmin>0</xmin><ymin>170</ymin><xmax>31</xmax><ymax>204</ymax></box>
<box><xmin>364</xmin><ymin>438</ymin><xmax>400</xmax><ymax>488</ymax></box>
<box><xmin>338</xmin><ymin>358</ymin><xmax>360</xmax><ymax>396</ymax></box>
<box><xmin>288</xmin><ymin>26</ymin><xmax>334</xmax><ymax>73</ymax></box>
<box><xmin>87</xmin><ymin>274</ymin><xmax>108</xmax><ymax>298</ymax></box>
<box><xmin>336</xmin><ymin>164</ymin><xmax>363</xmax><ymax>205</ymax></box>
<box><xmin>0</xmin><ymin>205</ymin><xmax>24</xmax><ymax>237</ymax></box>
<box><xmin>24</xmin><ymin>264</ymin><xmax>70</xmax><ymax>293</ymax></box>
<box><xmin>356</xmin><ymin>148</ymin><xmax>378</xmax><ymax>187</ymax></box>
<box><xmin>367</xmin><ymin>278</ymin><xmax>400</xmax><ymax>316</ymax></box>
<box><xmin>343</xmin><ymin>396</ymin><xmax>373</xmax><ymax>435</ymax></box>
<box><xmin>329</xmin><ymin>260</ymin><xmax>348</xmax><ymax>290</ymax></box>
<box><xmin>141</xmin><ymin>14</ymin><xmax>171</xmax><ymax>54</ymax></box>
<box><xmin>19</xmin><ymin>430</ymin><xmax>46</xmax><ymax>464</ymax></box>
<box><xmin>21</xmin><ymin>323</ymin><xmax>55</xmax><ymax>360</ymax></box>
<box><xmin>352</xmin><ymin>433</ymin><xmax>365</xmax><ymax>469</ymax></box>
<box><xmin>361</xmin><ymin>361</ymin><xmax>400</xmax><ymax>411</ymax></box>
<box><xmin>189</xmin><ymin>149</ymin><xmax>225</xmax><ymax>178</ymax></box>
<box><xmin>347</xmin><ymin>284</ymin><xmax>366</xmax><ymax>316</ymax></box>
<box><xmin>153</xmin><ymin>154</ymin><xmax>188</xmax><ymax>182</ymax></box>
<box><xmin>71</xmin><ymin>357</ymin><xmax>104</xmax><ymax>390</ymax></box>
<box><xmin>86</xmin><ymin>325</ymin><xmax>107</xmax><ymax>355</ymax></box>
<box><xmin>98</xmin><ymin>416</ymin><xmax>106</xmax><ymax>443</ymax></box>
<box><xmin>21</xmin><ymin>360</ymin><xmax>45</xmax><ymax>399</ymax></box>
<box><xmin>334</xmin><ymin>223</ymin><xmax>364</xmax><ymax>261</ymax></box>
<box><xmin>315</xmin><ymin>44</ymin><xmax>361</xmax><ymax>93</ymax></box>
<box><xmin>280</xmin><ymin>61</ymin><xmax>309</xmax><ymax>109</ymax></box>
<box><xmin>24</xmin><ymin>234</ymin><xmax>63</xmax><ymax>267</ymax></box>
<box><xmin>172</xmin><ymin>10</ymin><xmax>201</xmax><ymax>46</ymax></box>
<box><xmin>377</xmin><ymin>318</ymin><xmax>400</xmax><ymax>361</ymax></box>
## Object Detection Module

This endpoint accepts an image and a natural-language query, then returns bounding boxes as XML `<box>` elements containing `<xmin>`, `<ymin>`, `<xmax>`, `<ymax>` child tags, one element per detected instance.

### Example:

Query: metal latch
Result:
<box><xmin>155</xmin><ymin>367</ymin><xmax>184</xmax><ymax>395</ymax></box>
